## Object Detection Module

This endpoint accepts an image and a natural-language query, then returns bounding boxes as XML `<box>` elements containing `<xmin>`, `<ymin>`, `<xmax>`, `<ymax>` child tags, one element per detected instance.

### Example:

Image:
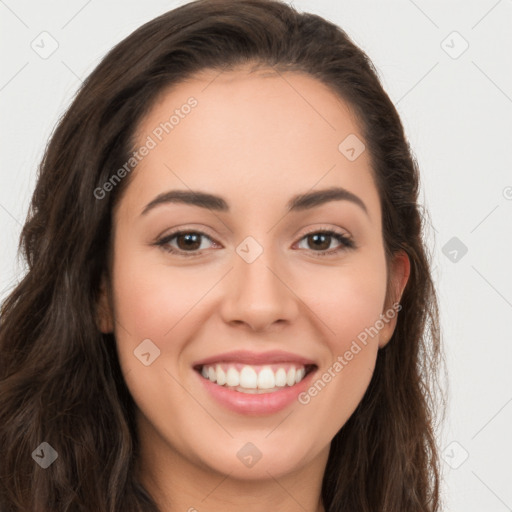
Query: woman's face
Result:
<box><xmin>99</xmin><ymin>66</ymin><xmax>409</xmax><ymax>482</ymax></box>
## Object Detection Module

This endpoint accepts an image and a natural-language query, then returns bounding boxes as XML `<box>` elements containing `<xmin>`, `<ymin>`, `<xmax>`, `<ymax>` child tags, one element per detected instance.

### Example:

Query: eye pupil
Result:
<box><xmin>309</xmin><ymin>233</ymin><xmax>330</xmax><ymax>251</ymax></box>
<box><xmin>177</xmin><ymin>233</ymin><xmax>201</xmax><ymax>250</ymax></box>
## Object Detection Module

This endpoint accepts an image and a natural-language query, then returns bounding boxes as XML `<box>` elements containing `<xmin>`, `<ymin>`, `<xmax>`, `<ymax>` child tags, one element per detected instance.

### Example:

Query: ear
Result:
<box><xmin>96</xmin><ymin>274</ymin><xmax>114</xmax><ymax>334</ymax></box>
<box><xmin>378</xmin><ymin>250</ymin><xmax>410</xmax><ymax>349</ymax></box>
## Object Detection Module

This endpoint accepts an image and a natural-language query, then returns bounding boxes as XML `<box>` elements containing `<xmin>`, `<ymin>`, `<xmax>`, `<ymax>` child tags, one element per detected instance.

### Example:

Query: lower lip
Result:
<box><xmin>195</xmin><ymin>368</ymin><xmax>317</xmax><ymax>415</ymax></box>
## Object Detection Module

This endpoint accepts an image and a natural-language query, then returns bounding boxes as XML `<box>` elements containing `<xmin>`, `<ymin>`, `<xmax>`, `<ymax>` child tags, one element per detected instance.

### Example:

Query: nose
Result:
<box><xmin>219</xmin><ymin>244</ymin><xmax>300</xmax><ymax>332</ymax></box>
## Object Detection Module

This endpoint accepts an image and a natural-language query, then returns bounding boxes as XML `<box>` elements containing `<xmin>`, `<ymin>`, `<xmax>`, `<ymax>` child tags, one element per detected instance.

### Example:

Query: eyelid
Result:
<box><xmin>155</xmin><ymin>223</ymin><xmax>219</xmax><ymax>241</ymax></box>
<box><xmin>295</xmin><ymin>224</ymin><xmax>352</xmax><ymax>242</ymax></box>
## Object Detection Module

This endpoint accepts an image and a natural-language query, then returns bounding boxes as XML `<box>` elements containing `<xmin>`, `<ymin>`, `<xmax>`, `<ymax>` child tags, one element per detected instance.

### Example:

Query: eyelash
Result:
<box><xmin>154</xmin><ymin>228</ymin><xmax>356</xmax><ymax>258</ymax></box>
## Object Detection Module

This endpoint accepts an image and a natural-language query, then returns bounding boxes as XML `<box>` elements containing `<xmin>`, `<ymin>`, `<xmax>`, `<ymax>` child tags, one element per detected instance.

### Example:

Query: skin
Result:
<box><xmin>98</xmin><ymin>64</ymin><xmax>410</xmax><ymax>512</ymax></box>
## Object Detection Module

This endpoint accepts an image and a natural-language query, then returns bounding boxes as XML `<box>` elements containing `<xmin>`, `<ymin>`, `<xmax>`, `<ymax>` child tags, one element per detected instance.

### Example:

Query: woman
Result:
<box><xmin>0</xmin><ymin>0</ymin><xmax>445</xmax><ymax>510</ymax></box>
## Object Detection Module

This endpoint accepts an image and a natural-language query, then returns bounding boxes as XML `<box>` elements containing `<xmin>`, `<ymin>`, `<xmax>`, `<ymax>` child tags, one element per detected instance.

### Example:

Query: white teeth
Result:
<box><xmin>199</xmin><ymin>363</ymin><xmax>311</xmax><ymax>390</ymax></box>
<box><xmin>226</xmin><ymin>367</ymin><xmax>240</xmax><ymax>387</ymax></box>
<box><xmin>257</xmin><ymin>366</ymin><xmax>275</xmax><ymax>389</ymax></box>
<box><xmin>286</xmin><ymin>367</ymin><xmax>296</xmax><ymax>386</ymax></box>
<box><xmin>239</xmin><ymin>366</ymin><xmax>258</xmax><ymax>388</ymax></box>
<box><xmin>216</xmin><ymin>364</ymin><xmax>226</xmax><ymax>386</ymax></box>
<box><xmin>274</xmin><ymin>368</ymin><xmax>287</xmax><ymax>387</ymax></box>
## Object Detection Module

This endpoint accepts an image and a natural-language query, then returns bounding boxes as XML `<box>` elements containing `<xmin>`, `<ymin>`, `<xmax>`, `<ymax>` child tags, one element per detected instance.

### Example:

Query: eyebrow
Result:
<box><xmin>141</xmin><ymin>186</ymin><xmax>369</xmax><ymax>217</ymax></box>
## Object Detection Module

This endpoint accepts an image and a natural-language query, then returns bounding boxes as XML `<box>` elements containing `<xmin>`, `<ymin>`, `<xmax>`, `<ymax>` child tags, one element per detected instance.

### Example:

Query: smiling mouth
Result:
<box><xmin>194</xmin><ymin>362</ymin><xmax>317</xmax><ymax>394</ymax></box>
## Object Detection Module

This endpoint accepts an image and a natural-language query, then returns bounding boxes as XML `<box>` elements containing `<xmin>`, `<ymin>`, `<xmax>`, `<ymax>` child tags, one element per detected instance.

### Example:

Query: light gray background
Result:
<box><xmin>1</xmin><ymin>1</ymin><xmax>511</xmax><ymax>510</ymax></box>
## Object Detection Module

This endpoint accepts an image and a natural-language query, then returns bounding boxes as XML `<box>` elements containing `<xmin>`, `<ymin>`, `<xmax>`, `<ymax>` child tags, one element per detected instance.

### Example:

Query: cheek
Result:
<box><xmin>305</xmin><ymin>255</ymin><xmax>387</xmax><ymax>433</ymax></box>
<box><xmin>304</xmin><ymin>252</ymin><xmax>388</xmax><ymax>350</ymax></box>
<box><xmin>297</xmin><ymin>271</ymin><xmax>385</xmax><ymax>443</ymax></box>
<box><xmin>111</xmin><ymin>248</ymin><xmax>203</xmax><ymax>339</ymax></box>
<box><xmin>109</xmin><ymin>245</ymin><xmax>225</xmax><ymax>382</ymax></box>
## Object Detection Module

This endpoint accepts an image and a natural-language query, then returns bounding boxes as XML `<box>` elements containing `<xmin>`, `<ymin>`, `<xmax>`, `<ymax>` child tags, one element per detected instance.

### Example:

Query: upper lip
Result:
<box><xmin>192</xmin><ymin>350</ymin><xmax>317</xmax><ymax>368</ymax></box>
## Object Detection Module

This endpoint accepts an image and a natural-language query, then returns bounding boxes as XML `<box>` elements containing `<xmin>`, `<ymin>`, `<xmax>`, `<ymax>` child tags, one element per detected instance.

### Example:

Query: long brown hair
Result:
<box><xmin>0</xmin><ymin>1</ymin><xmax>446</xmax><ymax>510</ymax></box>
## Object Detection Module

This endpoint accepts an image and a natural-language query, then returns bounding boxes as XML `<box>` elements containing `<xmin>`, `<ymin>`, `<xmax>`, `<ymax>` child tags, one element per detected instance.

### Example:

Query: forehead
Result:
<box><xmin>119</xmin><ymin>65</ymin><xmax>379</xmax><ymax>221</ymax></box>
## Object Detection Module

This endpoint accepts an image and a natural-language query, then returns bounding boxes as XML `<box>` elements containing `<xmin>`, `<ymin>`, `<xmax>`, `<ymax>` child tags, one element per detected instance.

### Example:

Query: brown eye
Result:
<box><xmin>156</xmin><ymin>230</ymin><xmax>216</xmax><ymax>257</ymax></box>
<box><xmin>306</xmin><ymin>233</ymin><xmax>331</xmax><ymax>251</ymax></box>
<box><xmin>175</xmin><ymin>233</ymin><xmax>202</xmax><ymax>251</ymax></box>
<box><xmin>297</xmin><ymin>230</ymin><xmax>355</xmax><ymax>255</ymax></box>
